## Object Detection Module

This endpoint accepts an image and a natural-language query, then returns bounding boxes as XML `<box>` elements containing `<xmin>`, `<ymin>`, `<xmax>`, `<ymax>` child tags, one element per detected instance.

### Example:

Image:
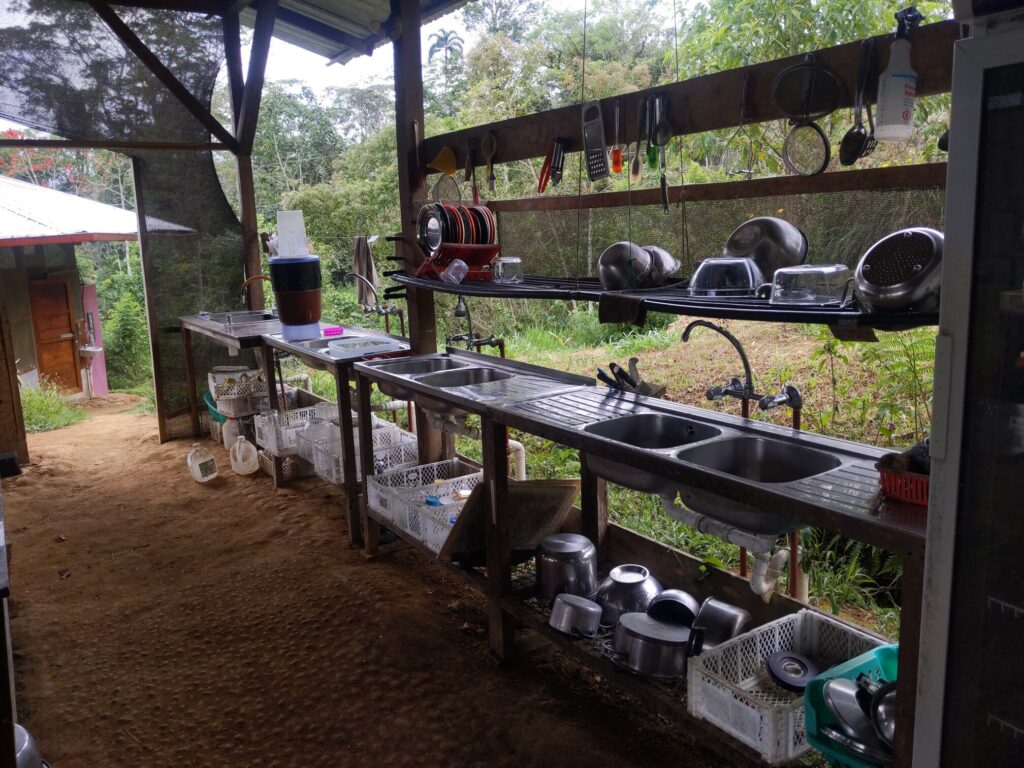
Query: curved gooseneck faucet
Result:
<box><xmin>342</xmin><ymin>272</ymin><xmax>380</xmax><ymax>305</ymax></box>
<box><xmin>681</xmin><ymin>319</ymin><xmax>754</xmax><ymax>398</ymax></box>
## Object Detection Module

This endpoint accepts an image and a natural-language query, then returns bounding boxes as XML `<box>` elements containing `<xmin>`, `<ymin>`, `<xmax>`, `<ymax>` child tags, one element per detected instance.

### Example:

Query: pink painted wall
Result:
<box><xmin>81</xmin><ymin>284</ymin><xmax>108</xmax><ymax>397</ymax></box>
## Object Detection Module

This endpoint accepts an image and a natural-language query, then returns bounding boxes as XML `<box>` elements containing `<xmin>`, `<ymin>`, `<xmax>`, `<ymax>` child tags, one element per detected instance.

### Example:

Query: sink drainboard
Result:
<box><xmin>508</xmin><ymin>389</ymin><xmax>648</xmax><ymax>426</ymax></box>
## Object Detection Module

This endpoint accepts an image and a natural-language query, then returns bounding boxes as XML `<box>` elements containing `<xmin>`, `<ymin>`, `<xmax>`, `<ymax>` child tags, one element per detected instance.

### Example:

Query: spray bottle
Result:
<box><xmin>875</xmin><ymin>6</ymin><xmax>924</xmax><ymax>142</ymax></box>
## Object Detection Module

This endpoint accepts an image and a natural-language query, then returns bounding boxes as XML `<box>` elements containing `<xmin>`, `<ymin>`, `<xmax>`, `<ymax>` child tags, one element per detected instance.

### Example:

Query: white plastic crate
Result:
<box><xmin>215</xmin><ymin>395</ymin><xmax>269</xmax><ymax>418</ymax></box>
<box><xmin>315</xmin><ymin>424</ymin><xmax>418</xmax><ymax>486</ymax></box>
<box><xmin>366</xmin><ymin>459</ymin><xmax>482</xmax><ymax>552</ymax></box>
<box><xmin>687</xmin><ymin>608</ymin><xmax>884</xmax><ymax>765</ymax></box>
<box><xmin>254</xmin><ymin>402</ymin><xmax>339</xmax><ymax>457</ymax></box>
<box><xmin>208</xmin><ymin>367</ymin><xmax>268</xmax><ymax>399</ymax></box>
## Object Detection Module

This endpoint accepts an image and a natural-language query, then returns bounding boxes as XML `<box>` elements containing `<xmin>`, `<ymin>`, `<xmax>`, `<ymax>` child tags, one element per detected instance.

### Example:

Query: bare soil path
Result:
<box><xmin>1</xmin><ymin>408</ymin><xmax>726</xmax><ymax>767</ymax></box>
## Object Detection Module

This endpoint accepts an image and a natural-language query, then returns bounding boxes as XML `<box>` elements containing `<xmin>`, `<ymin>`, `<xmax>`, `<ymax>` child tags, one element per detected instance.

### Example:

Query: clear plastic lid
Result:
<box><xmin>770</xmin><ymin>263</ymin><xmax>851</xmax><ymax>305</ymax></box>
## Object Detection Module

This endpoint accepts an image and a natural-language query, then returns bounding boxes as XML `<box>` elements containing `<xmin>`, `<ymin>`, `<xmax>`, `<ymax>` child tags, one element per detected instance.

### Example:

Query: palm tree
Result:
<box><xmin>427</xmin><ymin>29</ymin><xmax>464</xmax><ymax>73</ymax></box>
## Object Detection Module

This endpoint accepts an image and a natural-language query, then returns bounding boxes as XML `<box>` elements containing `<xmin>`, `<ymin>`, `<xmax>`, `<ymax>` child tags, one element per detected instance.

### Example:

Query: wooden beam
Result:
<box><xmin>222</xmin><ymin>11</ymin><xmax>245</xmax><ymax>129</ymax></box>
<box><xmin>87</xmin><ymin>1</ymin><xmax>239</xmax><ymax>153</ymax></box>
<box><xmin>487</xmin><ymin>163</ymin><xmax>947</xmax><ymax>213</ymax></box>
<box><xmin>422</xmin><ymin>20</ymin><xmax>961</xmax><ymax>170</ymax></box>
<box><xmin>0</xmin><ymin>139</ymin><xmax>226</xmax><ymax>151</ymax></box>
<box><xmin>236</xmin><ymin>0</ymin><xmax>278</xmax><ymax>154</ymax></box>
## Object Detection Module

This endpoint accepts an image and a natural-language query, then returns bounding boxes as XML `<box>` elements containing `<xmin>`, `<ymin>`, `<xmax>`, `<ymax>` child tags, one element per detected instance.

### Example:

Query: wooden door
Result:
<box><xmin>28</xmin><ymin>279</ymin><xmax>81</xmax><ymax>393</ymax></box>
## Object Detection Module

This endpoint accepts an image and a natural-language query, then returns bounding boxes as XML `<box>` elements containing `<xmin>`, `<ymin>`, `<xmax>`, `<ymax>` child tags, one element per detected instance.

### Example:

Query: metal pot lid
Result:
<box><xmin>617</xmin><ymin>612</ymin><xmax>692</xmax><ymax>646</ymax></box>
<box><xmin>538</xmin><ymin>533</ymin><xmax>595</xmax><ymax>556</ymax></box>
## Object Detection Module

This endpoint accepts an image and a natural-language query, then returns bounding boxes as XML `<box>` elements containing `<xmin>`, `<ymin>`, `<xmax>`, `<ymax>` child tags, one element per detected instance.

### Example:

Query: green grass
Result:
<box><xmin>123</xmin><ymin>382</ymin><xmax>157</xmax><ymax>414</ymax></box>
<box><xmin>20</xmin><ymin>378</ymin><xmax>88</xmax><ymax>432</ymax></box>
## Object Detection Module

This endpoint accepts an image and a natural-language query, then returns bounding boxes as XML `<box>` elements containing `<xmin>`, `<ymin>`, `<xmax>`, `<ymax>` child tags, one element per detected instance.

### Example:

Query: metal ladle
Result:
<box><xmin>840</xmin><ymin>38</ymin><xmax>875</xmax><ymax>166</ymax></box>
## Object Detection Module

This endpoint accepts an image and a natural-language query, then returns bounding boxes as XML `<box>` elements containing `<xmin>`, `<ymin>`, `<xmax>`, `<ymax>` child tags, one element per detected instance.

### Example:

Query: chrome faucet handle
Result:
<box><xmin>758</xmin><ymin>384</ymin><xmax>803</xmax><ymax>411</ymax></box>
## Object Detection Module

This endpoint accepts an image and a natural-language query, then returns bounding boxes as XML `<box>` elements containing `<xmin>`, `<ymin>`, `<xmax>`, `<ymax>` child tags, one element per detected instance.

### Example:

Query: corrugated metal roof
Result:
<box><xmin>0</xmin><ymin>175</ymin><xmax>188</xmax><ymax>247</ymax></box>
<box><xmin>242</xmin><ymin>0</ymin><xmax>469</xmax><ymax>64</ymax></box>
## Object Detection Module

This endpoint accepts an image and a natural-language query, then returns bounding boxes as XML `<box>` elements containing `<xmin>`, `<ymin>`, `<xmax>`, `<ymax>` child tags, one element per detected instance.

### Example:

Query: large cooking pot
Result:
<box><xmin>613</xmin><ymin>612</ymin><xmax>704</xmax><ymax>679</ymax></box>
<box><xmin>535</xmin><ymin>533</ymin><xmax>598</xmax><ymax>604</ymax></box>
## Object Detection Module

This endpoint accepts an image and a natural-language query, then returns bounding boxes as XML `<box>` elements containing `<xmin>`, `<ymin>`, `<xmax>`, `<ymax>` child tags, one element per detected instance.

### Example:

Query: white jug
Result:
<box><xmin>229</xmin><ymin>436</ymin><xmax>259</xmax><ymax>476</ymax></box>
<box><xmin>222</xmin><ymin>416</ymin><xmax>240</xmax><ymax>449</ymax></box>
<box><xmin>187</xmin><ymin>442</ymin><xmax>218</xmax><ymax>483</ymax></box>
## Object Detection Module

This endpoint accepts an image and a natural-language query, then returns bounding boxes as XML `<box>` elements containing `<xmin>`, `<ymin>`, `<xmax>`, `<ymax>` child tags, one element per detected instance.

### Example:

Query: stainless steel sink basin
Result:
<box><xmin>374</xmin><ymin>357</ymin><xmax>469</xmax><ymax>400</ymax></box>
<box><xmin>296</xmin><ymin>335</ymin><xmax>404</xmax><ymax>361</ymax></box>
<box><xmin>416</xmin><ymin>367</ymin><xmax>513</xmax><ymax>388</ymax></box>
<box><xmin>674</xmin><ymin>436</ymin><xmax>843</xmax><ymax>533</ymax></box>
<box><xmin>412</xmin><ymin>366</ymin><xmax>514</xmax><ymax>416</ymax></box>
<box><xmin>583</xmin><ymin>413</ymin><xmax>722</xmax><ymax>493</ymax></box>
<box><xmin>676</xmin><ymin>436</ymin><xmax>842</xmax><ymax>483</ymax></box>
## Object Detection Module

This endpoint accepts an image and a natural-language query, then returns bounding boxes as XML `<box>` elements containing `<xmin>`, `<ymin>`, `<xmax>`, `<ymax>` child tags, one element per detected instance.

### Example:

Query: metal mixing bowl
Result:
<box><xmin>722</xmin><ymin>217</ymin><xmax>808</xmax><ymax>280</ymax></box>
<box><xmin>595</xmin><ymin>564</ymin><xmax>663</xmax><ymax>625</ymax></box>
<box><xmin>598</xmin><ymin>241</ymin><xmax>654</xmax><ymax>290</ymax></box>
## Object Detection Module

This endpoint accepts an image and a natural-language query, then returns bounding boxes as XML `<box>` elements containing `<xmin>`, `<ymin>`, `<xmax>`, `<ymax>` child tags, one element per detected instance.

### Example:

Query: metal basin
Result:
<box><xmin>674</xmin><ymin>436</ymin><xmax>842</xmax><ymax>534</ymax></box>
<box><xmin>374</xmin><ymin>357</ymin><xmax>468</xmax><ymax>399</ymax></box>
<box><xmin>412</xmin><ymin>366</ymin><xmax>514</xmax><ymax>416</ymax></box>
<box><xmin>583</xmin><ymin>414</ymin><xmax>721</xmax><ymax>493</ymax></box>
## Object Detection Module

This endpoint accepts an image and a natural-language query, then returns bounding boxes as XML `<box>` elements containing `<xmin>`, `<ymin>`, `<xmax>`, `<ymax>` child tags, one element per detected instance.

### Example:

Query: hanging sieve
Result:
<box><xmin>854</xmin><ymin>228</ymin><xmax>944</xmax><ymax>312</ymax></box>
<box><xmin>772</xmin><ymin>53</ymin><xmax>843</xmax><ymax>122</ymax></box>
<box><xmin>782</xmin><ymin>122</ymin><xmax>831</xmax><ymax>176</ymax></box>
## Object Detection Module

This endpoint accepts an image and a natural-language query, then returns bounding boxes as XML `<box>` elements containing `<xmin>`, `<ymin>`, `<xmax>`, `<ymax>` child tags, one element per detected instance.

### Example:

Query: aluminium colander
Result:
<box><xmin>854</xmin><ymin>228</ymin><xmax>944</xmax><ymax>313</ymax></box>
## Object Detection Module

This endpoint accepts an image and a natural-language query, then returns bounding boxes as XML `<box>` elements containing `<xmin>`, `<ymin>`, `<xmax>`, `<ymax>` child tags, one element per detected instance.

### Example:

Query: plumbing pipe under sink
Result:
<box><xmin>659</xmin><ymin>493</ymin><xmax>787</xmax><ymax>600</ymax></box>
<box><xmin>424</xmin><ymin>412</ymin><xmax>527</xmax><ymax>480</ymax></box>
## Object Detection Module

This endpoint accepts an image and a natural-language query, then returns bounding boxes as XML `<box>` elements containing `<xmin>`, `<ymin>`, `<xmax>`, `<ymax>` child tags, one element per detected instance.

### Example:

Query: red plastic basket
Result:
<box><xmin>877</xmin><ymin>464</ymin><xmax>930</xmax><ymax>506</ymax></box>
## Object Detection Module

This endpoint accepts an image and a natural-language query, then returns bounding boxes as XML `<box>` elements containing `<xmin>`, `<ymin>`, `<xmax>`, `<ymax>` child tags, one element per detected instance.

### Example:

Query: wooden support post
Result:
<box><xmin>391</xmin><ymin>0</ymin><xmax>442</xmax><ymax>462</ymax></box>
<box><xmin>336</xmin><ymin>367</ymin><xmax>362</xmax><ymax>547</ymax></box>
<box><xmin>260</xmin><ymin>341</ymin><xmax>285</xmax><ymax>487</ymax></box>
<box><xmin>580</xmin><ymin>455</ymin><xmax>608</xmax><ymax>555</ymax></box>
<box><xmin>482</xmin><ymin>417</ymin><xmax>514</xmax><ymax>661</ymax></box>
<box><xmin>356</xmin><ymin>372</ymin><xmax>379</xmax><ymax>555</ymax></box>
<box><xmin>223</xmin><ymin>9</ymin><xmax>266</xmax><ymax>311</ymax></box>
<box><xmin>0</xmin><ymin>598</ymin><xmax>15</xmax><ymax>768</ymax></box>
<box><xmin>893</xmin><ymin>546</ymin><xmax>924</xmax><ymax>768</ymax></box>
<box><xmin>0</xmin><ymin>291</ymin><xmax>27</xmax><ymax>465</ymax></box>
<box><xmin>181</xmin><ymin>327</ymin><xmax>201</xmax><ymax>438</ymax></box>
<box><xmin>236</xmin><ymin>0</ymin><xmax>278</xmax><ymax>155</ymax></box>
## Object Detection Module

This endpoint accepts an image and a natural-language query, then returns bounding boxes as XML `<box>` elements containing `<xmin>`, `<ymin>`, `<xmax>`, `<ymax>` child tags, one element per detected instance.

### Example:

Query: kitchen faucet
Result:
<box><xmin>681</xmin><ymin>319</ymin><xmax>802</xmax><ymax>424</ymax></box>
<box><xmin>681</xmin><ymin>320</ymin><xmax>757</xmax><ymax>405</ymax></box>
<box><xmin>445</xmin><ymin>296</ymin><xmax>505</xmax><ymax>356</ymax></box>
<box><xmin>342</xmin><ymin>272</ymin><xmax>403</xmax><ymax>319</ymax></box>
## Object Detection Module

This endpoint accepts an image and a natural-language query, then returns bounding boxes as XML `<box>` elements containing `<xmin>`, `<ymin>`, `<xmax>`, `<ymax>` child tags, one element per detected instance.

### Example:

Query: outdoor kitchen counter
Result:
<box><xmin>180</xmin><ymin>312</ymin><xmax>283</xmax><ymax>353</ymax></box>
<box><xmin>356</xmin><ymin>353</ymin><xmax>926</xmax><ymax>555</ymax></box>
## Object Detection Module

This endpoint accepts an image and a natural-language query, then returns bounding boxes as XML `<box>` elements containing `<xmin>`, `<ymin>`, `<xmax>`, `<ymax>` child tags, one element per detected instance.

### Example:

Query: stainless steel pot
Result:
<box><xmin>548</xmin><ymin>593</ymin><xmax>603</xmax><ymax>638</ymax></box>
<box><xmin>854</xmin><ymin>227</ymin><xmax>944</xmax><ymax>312</ymax></box>
<box><xmin>646</xmin><ymin>589</ymin><xmax>700</xmax><ymax>626</ymax></box>
<box><xmin>535</xmin><ymin>533</ymin><xmax>598</xmax><ymax>604</ymax></box>
<box><xmin>598</xmin><ymin>241</ymin><xmax>654</xmax><ymax>290</ymax></box>
<box><xmin>613</xmin><ymin>612</ymin><xmax>703</xmax><ymax>679</ymax></box>
<box><xmin>722</xmin><ymin>217</ymin><xmax>808</xmax><ymax>280</ymax></box>
<box><xmin>693</xmin><ymin>597</ymin><xmax>753</xmax><ymax>650</ymax></box>
<box><xmin>15</xmin><ymin>724</ymin><xmax>46</xmax><ymax>768</ymax></box>
<box><xmin>595</xmin><ymin>564</ymin><xmax>663</xmax><ymax>625</ymax></box>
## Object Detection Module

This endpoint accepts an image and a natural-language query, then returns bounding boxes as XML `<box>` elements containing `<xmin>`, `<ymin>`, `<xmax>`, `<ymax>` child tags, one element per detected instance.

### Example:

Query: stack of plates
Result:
<box><xmin>417</xmin><ymin>203</ymin><xmax>496</xmax><ymax>258</ymax></box>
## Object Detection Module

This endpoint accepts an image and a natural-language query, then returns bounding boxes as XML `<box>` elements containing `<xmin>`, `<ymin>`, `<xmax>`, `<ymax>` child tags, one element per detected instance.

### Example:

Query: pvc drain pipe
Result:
<box><xmin>424</xmin><ymin>412</ymin><xmax>527</xmax><ymax>480</ymax></box>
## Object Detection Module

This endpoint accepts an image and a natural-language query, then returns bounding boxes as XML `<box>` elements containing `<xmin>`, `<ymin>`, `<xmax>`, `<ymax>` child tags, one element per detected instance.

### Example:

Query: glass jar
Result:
<box><xmin>493</xmin><ymin>255</ymin><xmax>523</xmax><ymax>284</ymax></box>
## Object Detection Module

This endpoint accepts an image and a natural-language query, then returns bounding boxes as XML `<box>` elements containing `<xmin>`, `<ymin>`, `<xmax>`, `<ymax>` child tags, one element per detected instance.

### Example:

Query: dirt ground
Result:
<box><xmin>0</xmin><ymin>405</ymin><xmax>730</xmax><ymax>767</ymax></box>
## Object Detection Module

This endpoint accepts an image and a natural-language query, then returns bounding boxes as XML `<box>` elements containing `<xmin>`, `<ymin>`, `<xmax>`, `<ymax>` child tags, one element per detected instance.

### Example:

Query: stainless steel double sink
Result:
<box><xmin>370</xmin><ymin>357</ymin><xmax>512</xmax><ymax>415</ymax></box>
<box><xmin>582</xmin><ymin>412</ymin><xmax>843</xmax><ymax>534</ymax></box>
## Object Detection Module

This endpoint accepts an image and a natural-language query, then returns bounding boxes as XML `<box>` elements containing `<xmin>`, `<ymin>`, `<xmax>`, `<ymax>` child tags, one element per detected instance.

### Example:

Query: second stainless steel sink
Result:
<box><xmin>676</xmin><ymin>436</ymin><xmax>843</xmax><ymax>483</ymax></box>
<box><xmin>673</xmin><ymin>436</ymin><xmax>842</xmax><ymax>533</ymax></box>
<box><xmin>374</xmin><ymin>358</ymin><xmax>468</xmax><ymax>400</ymax></box>
<box><xmin>583</xmin><ymin>413</ymin><xmax>723</xmax><ymax>494</ymax></box>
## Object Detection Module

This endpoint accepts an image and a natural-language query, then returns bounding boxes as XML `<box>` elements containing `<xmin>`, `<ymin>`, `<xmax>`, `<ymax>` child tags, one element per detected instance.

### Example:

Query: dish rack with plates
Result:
<box><xmin>254</xmin><ymin>402</ymin><xmax>339</xmax><ymax>457</ymax></box>
<box><xmin>366</xmin><ymin>458</ymin><xmax>483</xmax><ymax>553</ymax></box>
<box><xmin>687</xmin><ymin>609</ymin><xmax>883</xmax><ymax>766</ymax></box>
<box><xmin>416</xmin><ymin>202</ymin><xmax>500</xmax><ymax>281</ymax></box>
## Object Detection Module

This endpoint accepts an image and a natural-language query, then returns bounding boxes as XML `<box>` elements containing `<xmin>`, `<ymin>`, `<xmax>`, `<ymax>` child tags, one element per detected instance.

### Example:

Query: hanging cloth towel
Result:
<box><xmin>352</xmin><ymin>236</ymin><xmax>379</xmax><ymax>306</ymax></box>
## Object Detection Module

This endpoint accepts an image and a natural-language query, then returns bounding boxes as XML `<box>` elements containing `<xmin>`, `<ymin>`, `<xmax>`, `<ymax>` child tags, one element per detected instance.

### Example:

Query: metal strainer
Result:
<box><xmin>854</xmin><ymin>228</ymin><xmax>944</xmax><ymax>312</ymax></box>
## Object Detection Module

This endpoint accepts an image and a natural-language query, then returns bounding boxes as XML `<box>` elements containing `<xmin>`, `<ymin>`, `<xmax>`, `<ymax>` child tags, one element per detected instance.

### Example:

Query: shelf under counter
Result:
<box><xmin>390</xmin><ymin>272</ymin><xmax>939</xmax><ymax>330</ymax></box>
